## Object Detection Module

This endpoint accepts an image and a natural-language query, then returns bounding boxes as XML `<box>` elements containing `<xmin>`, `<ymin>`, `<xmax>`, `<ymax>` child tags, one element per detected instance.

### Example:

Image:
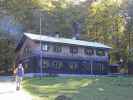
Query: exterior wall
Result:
<box><xmin>32</xmin><ymin>41</ymin><xmax>109</xmax><ymax>62</ymax></box>
<box><xmin>128</xmin><ymin>62</ymin><xmax>133</xmax><ymax>75</ymax></box>
<box><xmin>16</xmin><ymin>38</ymin><xmax>38</xmax><ymax>62</ymax></box>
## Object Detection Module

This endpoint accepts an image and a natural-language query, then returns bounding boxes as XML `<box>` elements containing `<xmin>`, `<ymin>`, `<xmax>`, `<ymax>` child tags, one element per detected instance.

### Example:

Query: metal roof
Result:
<box><xmin>24</xmin><ymin>32</ymin><xmax>111</xmax><ymax>49</ymax></box>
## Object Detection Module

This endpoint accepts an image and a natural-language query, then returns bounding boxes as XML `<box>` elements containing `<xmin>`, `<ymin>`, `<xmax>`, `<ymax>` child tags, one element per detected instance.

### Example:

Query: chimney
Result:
<box><xmin>55</xmin><ymin>32</ymin><xmax>60</xmax><ymax>38</ymax></box>
<box><xmin>72</xmin><ymin>37</ymin><xmax>76</xmax><ymax>40</ymax></box>
<box><xmin>72</xmin><ymin>22</ymin><xmax>81</xmax><ymax>39</ymax></box>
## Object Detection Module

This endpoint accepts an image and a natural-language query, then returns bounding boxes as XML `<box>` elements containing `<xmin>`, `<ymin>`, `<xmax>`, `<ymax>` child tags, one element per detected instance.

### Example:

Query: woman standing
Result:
<box><xmin>15</xmin><ymin>63</ymin><xmax>24</xmax><ymax>91</ymax></box>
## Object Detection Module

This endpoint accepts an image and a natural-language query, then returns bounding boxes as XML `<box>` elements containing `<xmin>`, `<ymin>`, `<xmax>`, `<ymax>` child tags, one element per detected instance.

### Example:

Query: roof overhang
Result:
<box><xmin>23</xmin><ymin>32</ymin><xmax>112</xmax><ymax>49</ymax></box>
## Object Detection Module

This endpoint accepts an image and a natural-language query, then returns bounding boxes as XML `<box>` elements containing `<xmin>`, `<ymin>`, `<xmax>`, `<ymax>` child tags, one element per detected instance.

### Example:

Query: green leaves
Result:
<box><xmin>0</xmin><ymin>38</ymin><xmax>15</xmax><ymax>74</ymax></box>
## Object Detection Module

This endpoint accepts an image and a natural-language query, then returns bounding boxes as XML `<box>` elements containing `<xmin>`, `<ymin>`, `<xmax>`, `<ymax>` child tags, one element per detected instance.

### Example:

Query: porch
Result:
<box><xmin>20</xmin><ymin>55</ymin><xmax>109</xmax><ymax>75</ymax></box>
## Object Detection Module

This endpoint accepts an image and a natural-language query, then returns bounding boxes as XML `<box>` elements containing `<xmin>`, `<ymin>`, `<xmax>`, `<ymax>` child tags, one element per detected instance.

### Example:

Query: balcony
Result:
<box><xmin>32</xmin><ymin>49</ymin><xmax>109</xmax><ymax>62</ymax></box>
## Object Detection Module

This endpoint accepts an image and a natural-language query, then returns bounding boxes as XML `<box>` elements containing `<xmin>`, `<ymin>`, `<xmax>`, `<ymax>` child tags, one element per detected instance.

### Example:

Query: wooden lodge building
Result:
<box><xmin>15</xmin><ymin>33</ymin><xmax>112</xmax><ymax>75</ymax></box>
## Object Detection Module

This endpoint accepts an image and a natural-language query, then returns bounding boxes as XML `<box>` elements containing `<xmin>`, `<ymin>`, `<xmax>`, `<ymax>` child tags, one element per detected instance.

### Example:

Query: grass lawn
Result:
<box><xmin>22</xmin><ymin>76</ymin><xmax>133</xmax><ymax>100</ymax></box>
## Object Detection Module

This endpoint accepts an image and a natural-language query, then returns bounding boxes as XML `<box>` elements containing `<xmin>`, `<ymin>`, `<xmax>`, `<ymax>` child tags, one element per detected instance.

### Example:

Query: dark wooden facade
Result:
<box><xmin>15</xmin><ymin>33</ymin><xmax>111</xmax><ymax>75</ymax></box>
<box><xmin>128</xmin><ymin>62</ymin><xmax>133</xmax><ymax>75</ymax></box>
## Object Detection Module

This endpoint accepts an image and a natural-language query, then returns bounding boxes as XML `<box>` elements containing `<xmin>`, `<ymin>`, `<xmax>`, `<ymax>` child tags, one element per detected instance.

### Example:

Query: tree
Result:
<box><xmin>124</xmin><ymin>0</ymin><xmax>133</xmax><ymax>64</ymax></box>
<box><xmin>85</xmin><ymin>0</ymin><xmax>128</xmax><ymax>64</ymax></box>
<box><xmin>2</xmin><ymin>0</ymin><xmax>93</xmax><ymax>37</ymax></box>
<box><xmin>0</xmin><ymin>37</ymin><xmax>15</xmax><ymax>75</ymax></box>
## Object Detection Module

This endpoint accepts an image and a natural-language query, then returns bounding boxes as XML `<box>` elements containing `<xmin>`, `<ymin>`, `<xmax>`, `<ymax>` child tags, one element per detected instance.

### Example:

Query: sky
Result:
<box><xmin>53</xmin><ymin>0</ymin><xmax>88</xmax><ymax>4</ymax></box>
<box><xmin>71</xmin><ymin>0</ymin><xmax>87</xmax><ymax>4</ymax></box>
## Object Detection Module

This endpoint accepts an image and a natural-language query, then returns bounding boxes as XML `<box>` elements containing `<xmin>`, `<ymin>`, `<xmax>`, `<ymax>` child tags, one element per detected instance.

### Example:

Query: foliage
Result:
<box><xmin>2</xmin><ymin>0</ymin><xmax>92</xmax><ymax>37</ymax></box>
<box><xmin>0</xmin><ymin>37</ymin><xmax>15</xmax><ymax>75</ymax></box>
<box><xmin>86</xmin><ymin>0</ymin><xmax>128</xmax><ymax>63</ymax></box>
<box><xmin>126</xmin><ymin>0</ymin><xmax>133</xmax><ymax>63</ymax></box>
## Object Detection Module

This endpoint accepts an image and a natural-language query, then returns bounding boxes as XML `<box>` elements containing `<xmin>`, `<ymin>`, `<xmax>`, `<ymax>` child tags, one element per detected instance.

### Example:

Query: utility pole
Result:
<box><xmin>39</xmin><ymin>11</ymin><xmax>43</xmax><ymax>79</ymax></box>
<box><xmin>129</xmin><ymin>32</ymin><xmax>131</xmax><ymax>55</ymax></box>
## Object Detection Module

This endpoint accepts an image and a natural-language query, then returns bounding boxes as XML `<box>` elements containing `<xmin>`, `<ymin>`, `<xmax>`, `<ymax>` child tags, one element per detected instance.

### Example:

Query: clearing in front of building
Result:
<box><xmin>23</xmin><ymin>76</ymin><xmax>133</xmax><ymax>100</ymax></box>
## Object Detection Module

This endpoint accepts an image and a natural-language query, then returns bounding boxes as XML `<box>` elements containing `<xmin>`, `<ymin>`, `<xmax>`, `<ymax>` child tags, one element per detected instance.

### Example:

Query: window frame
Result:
<box><xmin>96</xmin><ymin>49</ymin><xmax>105</xmax><ymax>56</ymax></box>
<box><xmin>52</xmin><ymin>61</ymin><xmax>63</xmax><ymax>69</ymax></box>
<box><xmin>69</xmin><ymin>46</ymin><xmax>78</xmax><ymax>54</ymax></box>
<box><xmin>42</xmin><ymin>43</ymin><xmax>49</xmax><ymax>51</ymax></box>
<box><xmin>23</xmin><ymin>47</ymin><xmax>31</xmax><ymax>56</ymax></box>
<box><xmin>43</xmin><ymin>59</ymin><xmax>49</xmax><ymax>69</ymax></box>
<box><xmin>53</xmin><ymin>44</ymin><xmax>62</xmax><ymax>53</ymax></box>
<box><xmin>84</xmin><ymin>48</ymin><xmax>94</xmax><ymax>56</ymax></box>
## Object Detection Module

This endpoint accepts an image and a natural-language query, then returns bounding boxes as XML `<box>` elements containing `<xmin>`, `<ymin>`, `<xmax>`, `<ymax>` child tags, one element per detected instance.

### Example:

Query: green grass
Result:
<box><xmin>22</xmin><ymin>76</ymin><xmax>133</xmax><ymax>100</ymax></box>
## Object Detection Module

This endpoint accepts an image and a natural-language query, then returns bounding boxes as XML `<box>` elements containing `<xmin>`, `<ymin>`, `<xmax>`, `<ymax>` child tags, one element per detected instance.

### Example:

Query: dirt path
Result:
<box><xmin>0</xmin><ymin>77</ymin><xmax>32</xmax><ymax>100</ymax></box>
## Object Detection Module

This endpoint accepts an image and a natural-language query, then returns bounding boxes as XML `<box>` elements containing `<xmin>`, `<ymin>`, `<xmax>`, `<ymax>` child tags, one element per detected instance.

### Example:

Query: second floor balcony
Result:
<box><xmin>31</xmin><ymin>48</ymin><xmax>109</xmax><ymax>62</ymax></box>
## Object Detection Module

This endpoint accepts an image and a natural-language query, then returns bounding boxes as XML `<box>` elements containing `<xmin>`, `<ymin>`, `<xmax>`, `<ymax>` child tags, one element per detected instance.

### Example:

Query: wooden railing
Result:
<box><xmin>29</xmin><ymin>49</ymin><xmax>109</xmax><ymax>62</ymax></box>
<box><xmin>42</xmin><ymin>52</ymin><xmax>109</xmax><ymax>62</ymax></box>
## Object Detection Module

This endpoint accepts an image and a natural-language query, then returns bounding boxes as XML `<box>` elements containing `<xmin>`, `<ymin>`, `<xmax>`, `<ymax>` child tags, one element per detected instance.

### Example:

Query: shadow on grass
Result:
<box><xmin>23</xmin><ymin>77</ymin><xmax>95</xmax><ymax>100</ymax></box>
<box><xmin>23</xmin><ymin>76</ymin><xmax>133</xmax><ymax>100</ymax></box>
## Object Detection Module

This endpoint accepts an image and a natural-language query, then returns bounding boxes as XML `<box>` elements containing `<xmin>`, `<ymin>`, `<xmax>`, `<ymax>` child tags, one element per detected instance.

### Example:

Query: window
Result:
<box><xmin>96</xmin><ymin>49</ymin><xmax>105</xmax><ymax>56</ymax></box>
<box><xmin>70</xmin><ymin>46</ymin><xmax>78</xmax><ymax>54</ymax></box>
<box><xmin>52</xmin><ymin>61</ymin><xmax>63</xmax><ymax>69</ymax></box>
<box><xmin>70</xmin><ymin>63</ymin><xmax>77</xmax><ymax>70</ymax></box>
<box><xmin>93</xmin><ymin>63</ymin><xmax>101</xmax><ymax>73</ymax></box>
<box><xmin>43</xmin><ymin>59</ymin><xmax>49</xmax><ymax>68</ymax></box>
<box><xmin>84</xmin><ymin>48</ymin><xmax>94</xmax><ymax>55</ymax></box>
<box><xmin>23</xmin><ymin>47</ymin><xmax>31</xmax><ymax>56</ymax></box>
<box><xmin>42</xmin><ymin>43</ymin><xmax>49</xmax><ymax>51</ymax></box>
<box><xmin>53</xmin><ymin>45</ymin><xmax>62</xmax><ymax>52</ymax></box>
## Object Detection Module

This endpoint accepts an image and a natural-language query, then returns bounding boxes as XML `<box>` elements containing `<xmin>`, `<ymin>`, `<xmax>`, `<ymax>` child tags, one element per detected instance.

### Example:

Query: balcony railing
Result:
<box><xmin>32</xmin><ymin>49</ymin><xmax>109</xmax><ymax>62</ymax></box>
